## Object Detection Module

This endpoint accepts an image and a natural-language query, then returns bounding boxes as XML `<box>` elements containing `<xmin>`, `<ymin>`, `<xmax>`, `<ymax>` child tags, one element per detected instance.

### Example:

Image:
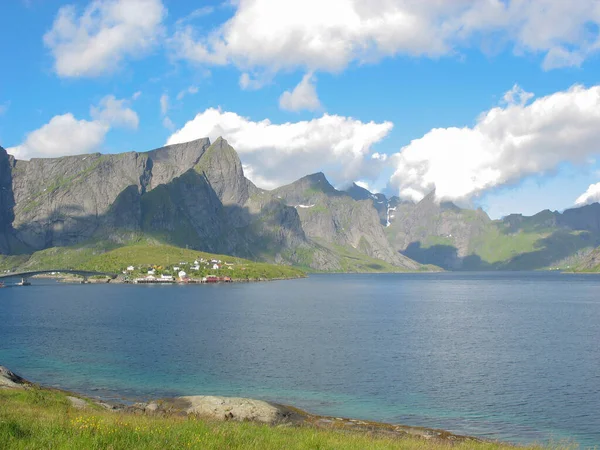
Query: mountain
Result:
<box><xmin>0</xmin><ymin>140</ymin><xmax>425</xmax><ymax>273</ymax></box>
<box><xmin>384</xmin><ymin>191</ymin><xmax>600</xmax><ymax>271</ymax></box>
<box><xmin>273</xmin><ymin>175</ymin><xmax>421</xmax><ymax>270</ymax></box>
<box><xmin>345</xmin><ymin>182</ymin><xmax>390</xmax><ymax>226</ymax></box>
<box><xmin>5</xmin><ymin>137</ymin><xmax>600</xmax><ymax>273</ymax></box>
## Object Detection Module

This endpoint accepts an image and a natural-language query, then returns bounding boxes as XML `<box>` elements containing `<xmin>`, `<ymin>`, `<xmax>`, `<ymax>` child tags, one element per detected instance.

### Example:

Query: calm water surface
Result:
<box><xmin>1</xmin><ymin>272</ymin><xmax>599</xmax><ymax>447</ymax></box>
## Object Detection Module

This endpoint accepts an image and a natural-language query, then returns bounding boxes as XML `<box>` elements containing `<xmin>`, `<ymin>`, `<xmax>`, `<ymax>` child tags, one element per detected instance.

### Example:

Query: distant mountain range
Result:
<box><xmin>1</xmin><ymin>138</ymin><xmax>600</xmax><ymax>272</ymax></box>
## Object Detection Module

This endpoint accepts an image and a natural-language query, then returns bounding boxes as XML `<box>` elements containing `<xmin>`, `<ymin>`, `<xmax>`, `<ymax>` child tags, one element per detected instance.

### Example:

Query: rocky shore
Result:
<box><xmin>0</xmin><ymin>365</ymin><xmax>483</xmax><ymax>444</ymax></box>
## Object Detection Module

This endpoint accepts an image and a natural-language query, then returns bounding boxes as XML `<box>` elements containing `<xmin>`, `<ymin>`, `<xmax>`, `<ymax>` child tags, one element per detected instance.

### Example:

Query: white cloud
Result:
<box><xmin>7</xmin><ymin>114</ymin><xmax>109</xmax><ymax>160</ymax></box>
<box><xmin>354</xmin><ymin>181</ymin><xmax>371</xmax><ymax>191</ymax></box>
<box><xmin>176</xmin><ymin>85</ymin><xmax>199</xmax><ymax>101</ymax></box>
<box><xmin>239</xmin><ymin>72</ymin><xmax>271</xmax><ymax>90</ymax></box>
<box><xmin>279</xmin><ymin>73</ymin><xmax>321</xmax><ymax>112</ymax></box>
<box><xmin>575</xmin><ymin>183</ymin><xmax>600</xmax><ymax>206</ymax></box>
<box><xmin>90</xmin><ymin>95</ymin><xmax>139</xmax><ymax>129</ymax></box>
<box><xmin>502</xmin><ymin>84</ymin><xmax>534</xmax><ymax>106</ymax></box>
<box><xmin>160</xmin><ymin>93</ymin><xmax>169</xmax><ymax>115</ymax></box>
<box><xmin>390</xmin><ymin>84</ymin><xmax>600</xmax><ymax>202</ymax></box>
<box><xmin>371</xmin><ymin>152</ymin><xmax>387</xmax><ymax>161</ymax></box>
<box><xmin>162</xmin><ymin>116</ymin><xmax>175</xmax><ymax>131</ymax></box>
<box><xmin>132</xmin><ymin>91</ymin><xmax>142</xmax><ymax>100</ymax></box>
<box><xmin>44</xmin><ymin>0</ymin><xmax>166</xmax><ymax>78</ymax></box>
<box><xmin>6</xmin><ymin>95</ymin><xmax>138</xmax><ymax>160</ymax></box>
<box><xmin>170</xmin><ymin>0</ymin><xmax>600</xmax><ymax>74</ymax></box>
<box><xmin>175</xmin><ymin>6</ymin><xmax>214</xmax><ymax>26</ymax></box>
<box><xmin>166</xmin><ymin>108</ymin><xmax>392</xmax><ymax>189</ymax></box>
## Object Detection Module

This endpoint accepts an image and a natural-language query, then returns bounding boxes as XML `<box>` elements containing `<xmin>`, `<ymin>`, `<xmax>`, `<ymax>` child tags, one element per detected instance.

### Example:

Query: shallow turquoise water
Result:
<box><xmin>1</xmin><ymin>272</ymin><xmax>599</xmax><ymax>447</ymax></box>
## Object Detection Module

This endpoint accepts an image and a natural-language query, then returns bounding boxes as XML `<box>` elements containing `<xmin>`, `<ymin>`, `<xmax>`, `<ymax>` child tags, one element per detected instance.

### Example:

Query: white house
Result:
<box><xmin>173</xmin><ymin>266</ymin><xmax>180</xmax><ymax>271</ymax></box>
<box><xmin>212</xmin><ymin>263</ymin><xmax>220</xmax><ymax>270</ymax></box>
<box><xmin>178</xmin><ymin>271</ymin><xmax>187</xmax><ymax>278</ymax></box>
<box><xmin>127</xmin><ymin>266</ymin><xmax>135</xmax><ymax>271</ymax></box>
<box><xmin>161</xmin><ymin>274</ymin><xmax>174</xmax><ymax>281</ymax></box>
<box><xmin>148</xmin><ymin>269</ymin><xmax>156</xmax><ymax>275</ymax></box>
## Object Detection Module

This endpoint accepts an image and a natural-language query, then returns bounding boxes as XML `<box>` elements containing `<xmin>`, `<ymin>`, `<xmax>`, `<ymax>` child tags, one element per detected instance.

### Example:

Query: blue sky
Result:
<box><xmin>1</xmin><ymin>0</ymin><xmax>600</xmax><ymax>219</ymax></box>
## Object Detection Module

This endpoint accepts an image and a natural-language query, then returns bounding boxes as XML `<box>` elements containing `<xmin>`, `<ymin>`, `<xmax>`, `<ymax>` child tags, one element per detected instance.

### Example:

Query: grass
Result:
<box><xmin>8</xmin><ymin>241</ymin><xmax>306</xmax><ymax>281</ymax></box>
<box><xmin>469</xmin><ymin>224</ymin><xmax>543</xmax><ymax>264</ymax></box>
<box><xmin>0</xmin><ymin>388</ymin><xmax>564</xmax><ymax>450</ymax></box>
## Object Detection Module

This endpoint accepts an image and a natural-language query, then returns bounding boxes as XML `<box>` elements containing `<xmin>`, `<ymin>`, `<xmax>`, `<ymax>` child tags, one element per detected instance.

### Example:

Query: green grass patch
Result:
<box><xmin>0</xmin><ymin>388</ymin><xmax>560</xmax><ymax>450</ymax></box>
<box><xmin>469</xmin><ymin>224</ymin><xmax>543</xmax><ymax>264</ymax></box>
<box><xmin>8</xmin><ymin>241</ymin><xmax>305</xmax><ymax>281</ymax></box>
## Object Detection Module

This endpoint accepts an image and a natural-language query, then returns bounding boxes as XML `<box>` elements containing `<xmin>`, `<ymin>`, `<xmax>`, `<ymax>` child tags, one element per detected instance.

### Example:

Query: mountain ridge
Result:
<box><xmin>0</xmin><ymin>140</ymin><xmax>425</xmax><ymax>273</ymax></box>
<box><xmin>4</xmin><ymin>139</ymin><xmax>600</xmax><ymax>272</ymax></box>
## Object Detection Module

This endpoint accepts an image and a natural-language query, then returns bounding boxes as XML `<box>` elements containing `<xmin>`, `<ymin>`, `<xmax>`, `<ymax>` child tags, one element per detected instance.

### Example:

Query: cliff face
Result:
<box><xmin>273</xmin><ymin>174</ymin><xmax>421</xmax><ymax>270</ymax></box>
<box><xmin>0</xmin><ymin>147</ymin><xmax>16</xmax><ymax>253</ymax></box>
<box><xmin>385</xmin><ymin>191</ymin><xmax>491</xmax><ymax>269</ymax></box>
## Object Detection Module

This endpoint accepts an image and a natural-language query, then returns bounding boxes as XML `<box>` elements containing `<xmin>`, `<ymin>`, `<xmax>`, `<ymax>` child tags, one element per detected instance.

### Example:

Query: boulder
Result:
<box><xmin>178</xmin><ymin>396</ymin><xmax>293</xmax><ymax>424</ymax></box>
<box><xmin>0</xmin><ymin>366</ymin><xmax>27</xmax><ymax>388</ymax></box>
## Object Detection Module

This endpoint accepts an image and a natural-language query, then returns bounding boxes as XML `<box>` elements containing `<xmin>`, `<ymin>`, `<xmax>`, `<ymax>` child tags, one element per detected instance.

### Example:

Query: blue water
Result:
<box><xmin>1</xmin><ymin>272</ymin><xmax>599</xmax><ymax>447</ymax></box>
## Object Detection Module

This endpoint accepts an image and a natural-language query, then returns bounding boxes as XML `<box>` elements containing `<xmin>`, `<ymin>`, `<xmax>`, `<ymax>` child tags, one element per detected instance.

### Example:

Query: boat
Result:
<box><xmin>16</xmin><ymin>280</ymin><xmax>31</xmax><ymax>286</ymax></box>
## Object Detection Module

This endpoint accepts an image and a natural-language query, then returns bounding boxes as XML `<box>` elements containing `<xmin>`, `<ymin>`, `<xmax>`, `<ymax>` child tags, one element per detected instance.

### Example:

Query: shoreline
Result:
<box><xmin>0</xmin><ymin>365</ymin><xmax>497</xmax><ymax>446</ymax></box>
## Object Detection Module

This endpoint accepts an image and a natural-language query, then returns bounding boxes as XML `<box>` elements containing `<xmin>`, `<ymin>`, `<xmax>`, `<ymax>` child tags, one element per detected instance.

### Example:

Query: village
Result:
<box><xmin>124</xmin><ymin>257</ymin><xmax>242</xmax><ymax>284</ymax></box>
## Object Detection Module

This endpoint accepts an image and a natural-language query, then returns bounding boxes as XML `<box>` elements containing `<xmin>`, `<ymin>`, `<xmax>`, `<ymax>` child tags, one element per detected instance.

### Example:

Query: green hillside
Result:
<box><xmin>0</xmin><ymin>240</ymin><xmax>305</xmax><ymax>280</ymax></box>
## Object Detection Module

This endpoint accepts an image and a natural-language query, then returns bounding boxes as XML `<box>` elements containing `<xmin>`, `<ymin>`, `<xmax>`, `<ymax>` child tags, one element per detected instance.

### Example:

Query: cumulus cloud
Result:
<box><xmin>90</xmin><ymin>95</ymin><xmax>139</xmax><ymax>129</ymax></box>
<box><xmin>166</xmin><ymin>108</ymin><xmax>392</xmax><ymax>189</ymax></box>
<box><xmin>390</xmin><ymin>84</ymin><xmax>600</xmax><ymax>202</ymax></box>
<box><xmin>170</xmin><ymin>0</ymin><xmax>600</xmax><ymax>74</ymax></box>
<box><xmin>575</xmin><ymin>183</ymin><xmax>600</xmax><ymax>206</ymax></box>
<box><xmin>44</xmin><ymin>0</ymin><xmax>166</xmax><ymax>77</ymax></box>
<box><xmin>279</xmin><ymin>73</ymin><xmax>322</xmax><ymax>112</ymax></box>
<box><xmin>7</xmin><ymin>95</ymin><xmax>138</xmax><ymax>160</ymax></box>
<box><xmin>7</xmin><ymin>114</ymin><xmax>109</xmax><ymax>160</ymax></box>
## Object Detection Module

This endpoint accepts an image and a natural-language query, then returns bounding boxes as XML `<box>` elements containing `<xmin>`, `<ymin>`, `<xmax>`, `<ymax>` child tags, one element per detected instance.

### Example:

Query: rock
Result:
<box><xmin>144</xmin><ymin>402</ymin><xmax>160</xmax><ymax>412</ymax></box>
<box><xmin>67</xmin><ymin>396</ymin><xmax>88</xmax><ymax>409</ymax></box>
<box><xmin>0</xmin><ymin>366</ymin><xmax>27</xmax><ymax>388</ymax></box>
<box><xmin>177</xmin><ymin>396</ymin><xmax>293</xmax><ymax>424</ymax></box>
<box><xmin>273</xmin><ymin>173</ymin><xmax>421</xmax><ymax>270</ymax></box>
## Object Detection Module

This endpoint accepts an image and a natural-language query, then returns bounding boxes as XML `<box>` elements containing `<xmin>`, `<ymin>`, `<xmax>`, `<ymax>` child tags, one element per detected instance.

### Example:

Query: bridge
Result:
<box><xmin>0</xmin><ymin>270</ymin><xmax>118</xmax><ymax>285</ymax></box>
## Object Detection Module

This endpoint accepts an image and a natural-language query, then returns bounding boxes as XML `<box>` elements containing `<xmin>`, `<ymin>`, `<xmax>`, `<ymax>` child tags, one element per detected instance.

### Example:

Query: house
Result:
<box><xmin>178</xmin><ymin>271</ymin><xmax>187</xmax><ymax>279</ymax></box>
<box><xmin>146</xmin><ymin>275</ymin><xmax>156</xmax><ymax>280</ymax></box>
<box><xmin>161</xmin><ymin>274</ymin><xmax>174</xmax><ymax>281</ymax></box>
<box><xmin>147</xmin><ymin>269</ymin><xmax>156</xmax><ymax>275</ymax></box>
<box><xmin>173</xmin><ymin>266</ymin><xmax>180</xmax><ymax>271</ymax></box>
<box><xmin>212</xmin><ymin>263</ymin><xmax>221</xmax><ymax>270</ymax></box>
<box><xmin>126</xmin><ymin>266</ymin><xmax>135</xmax><ymax>271</ymax></box>
<box><xmin>191</xmin><ymin>265</ymin><xmax>200</xmax><ymax>271</ymax></box>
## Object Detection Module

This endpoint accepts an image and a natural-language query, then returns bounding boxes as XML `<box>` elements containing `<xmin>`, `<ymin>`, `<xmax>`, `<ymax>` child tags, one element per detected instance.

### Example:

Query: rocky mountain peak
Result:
<box><xmin>193</xmin><ymin>136</ymin><xmax>249</xmax><ymax>207</ymax></box>
<box><xmin>299</xmin><ymin>172</ymin><xmax>338</xmax><ymax>194</ymax></box>
<box><xmin>345</xmin><ymin>182</ymin><xmax>372</xmax><ymax>201</ymax></box>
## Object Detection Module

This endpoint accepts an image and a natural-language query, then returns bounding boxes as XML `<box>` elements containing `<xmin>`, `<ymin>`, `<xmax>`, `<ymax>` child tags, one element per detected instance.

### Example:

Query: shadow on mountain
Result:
<box><xmin>502</xmin><ymin>230</ymin><xmax>597</xmax><ymax>270</ymax></box>
<box><xmin>0</xmin><ymin>149</ymin><xmax>17</xmax><ymax>253</ymax></box>
<box><xmin>403</xmin><ymin>229</ymin><xmax>598</xmax><ymax>271</ymax></box>
<box><xmin>7</xmin><ymin>168</ymin><xmax>305</xmax><ymax>265</ymax></box>
<box><xmin>402</xmin><ymin>242</ymin><xmax>496</xmax><ymax>270</ymax></box>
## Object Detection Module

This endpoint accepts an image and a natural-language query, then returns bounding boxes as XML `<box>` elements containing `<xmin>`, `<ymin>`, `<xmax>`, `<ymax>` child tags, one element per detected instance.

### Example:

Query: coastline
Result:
<box><xmin>0</xmin><ymin>365</ymin><xmax>504</xmax><ymax>447</ymax></box>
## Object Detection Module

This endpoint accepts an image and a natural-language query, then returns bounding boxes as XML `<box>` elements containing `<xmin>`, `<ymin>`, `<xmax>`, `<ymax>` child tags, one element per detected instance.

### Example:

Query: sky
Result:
<box><xmin>1</xmin><ymin>0</ymin><xmax>600</xmax><ymax>219</ymax></box>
